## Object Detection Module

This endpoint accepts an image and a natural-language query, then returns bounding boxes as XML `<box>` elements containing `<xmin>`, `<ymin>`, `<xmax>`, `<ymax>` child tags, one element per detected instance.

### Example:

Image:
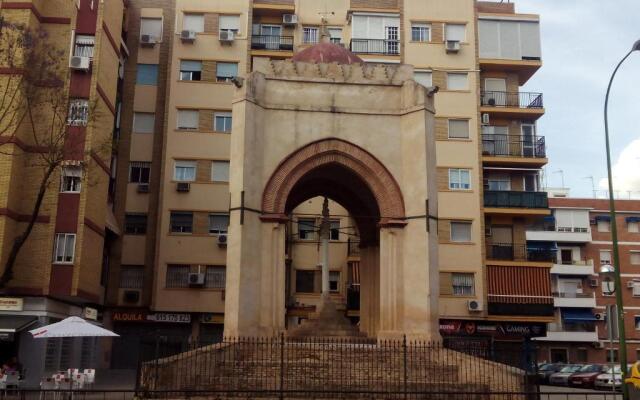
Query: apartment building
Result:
<box><xmin>530</xmin><ymin>197</ymin><xmax>640</xmax><ymax>364</ymax></box>
<box><xmin>106</xmin><ymin>0</ymin><xmax>548</xmax><ymax>362</ymax></box>
<box><xmin>0</xmin><ymin>0</ymin><xmax>126</xmax><ymax>386</ymax></box>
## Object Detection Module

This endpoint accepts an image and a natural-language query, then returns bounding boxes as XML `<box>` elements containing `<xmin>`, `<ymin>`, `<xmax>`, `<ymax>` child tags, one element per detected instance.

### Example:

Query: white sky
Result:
<box><xmin>512</xmin><ymin>0</ymin><xmax>640</xmax><ymax>198</ymax></box>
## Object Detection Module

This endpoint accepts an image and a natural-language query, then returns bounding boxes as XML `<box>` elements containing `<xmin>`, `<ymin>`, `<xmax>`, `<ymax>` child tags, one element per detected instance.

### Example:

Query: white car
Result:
<box><xmin>594</xmin><ymin>365</ymin><xmax>633</xmax><ymax>391</ymax></box>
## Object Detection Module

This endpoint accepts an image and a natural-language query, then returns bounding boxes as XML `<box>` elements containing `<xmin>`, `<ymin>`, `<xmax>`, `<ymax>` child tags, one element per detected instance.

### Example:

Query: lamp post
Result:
<box><xmin>602</xmin><ymin>39</ymin><xmax>640</xmax><ymax>400</ymax></box>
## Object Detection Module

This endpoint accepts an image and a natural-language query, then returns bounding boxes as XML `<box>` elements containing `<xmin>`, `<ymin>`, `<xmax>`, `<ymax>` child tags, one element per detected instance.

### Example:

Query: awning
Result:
<box><xmin>595</xmin><ymin>215</ymin><xmax>611</xmax><ymax>222</ymax></box>
<box><xmin>0</xmin><ymin>315</ymin><xmax>38</xmax><ymax>333</ymax></box>
<box><xmin>626</xmin><ymin>217</ymin><xmax>640</xmax><ymax>223</ymax></box>
<box><xmin>543</xmin><ymin>215</ymin><xmax>555</xmax><ymax>222</ymax></box>
<box><xmin>562</xmin><ymin>309</ymin><xmax>598</xmax><ymax>322</ymax></box>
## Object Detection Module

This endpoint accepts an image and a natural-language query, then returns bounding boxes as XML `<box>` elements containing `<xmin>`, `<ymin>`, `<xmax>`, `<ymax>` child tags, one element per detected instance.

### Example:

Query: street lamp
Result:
<box><xmin>603</xmin><ymin>39</ymin><xmax>640</xmax><ymax>400</ymax></box>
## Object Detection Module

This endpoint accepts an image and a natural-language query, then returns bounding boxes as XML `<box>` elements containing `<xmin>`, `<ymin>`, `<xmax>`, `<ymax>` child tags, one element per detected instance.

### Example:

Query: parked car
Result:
<box><xmin>594</xmin><ymin>365</ymin><xmax>633</xmax><ymax>391</ymax></box>
<box><xmin>569</xmin><ymin>364</ymin><xmax>608</xmax><ymax>388</ymax></box>
<box><xmin>548</xmin><ymin>364</ymin><xmax>583</xmax><ymax>386</ymax></box>
<box><xmin>537</xmin><ymin>363</ymin><xmax>565</xmax><ymax>384</ymax></box>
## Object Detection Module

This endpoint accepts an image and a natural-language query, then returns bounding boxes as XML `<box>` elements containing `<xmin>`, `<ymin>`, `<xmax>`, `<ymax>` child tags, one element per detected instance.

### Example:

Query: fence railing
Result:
<box><xmin>347</xmin><ymin>238</ymin><xmax>360</xmax><ymax>256</ymax></box>
<box><xmin>484</xmin><ymin>190</ymin><xmax>549</xmax><ymax>209</ymax></box>
<box><xmin>481</xmin><ymin>91</ymin><xmax>544</xmax><ymax>108</ymax></box>
<box><xmin>482</xmin><ymin>134</ymin><xmax>546</xmax><ymax>158</ymax></box>
<box><xmin>486</xmin><ymin>242</ymin><xmax>556</xmax><ymax>262</ymax></box>
<box><xmin>137</xmin><ymin>335</ymin><xmax>536</xmax><ymax>395</ymax></box>
<box><xmin>350</xmin><ymin>38</ymin><xmax>400</xmax><ymax>55</ymax></box>
<box><xmin>251</xmin><ymin>35</ymin><xmax>294</xmax><ymax>51</ymax></box>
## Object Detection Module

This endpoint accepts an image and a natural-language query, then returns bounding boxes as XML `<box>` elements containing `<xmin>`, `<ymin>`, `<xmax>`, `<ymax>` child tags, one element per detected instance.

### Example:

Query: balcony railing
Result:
<box><xmin>552</xmin><ymin>292</ymin><xmax>593</xmax><ymax>299</ymax></box>
<box><xmin>484</xmin><ymin>190</ymin><xmax>548</xmax><ymax>209</ymax></box>
<box><xmin>486</xmin><ymin>242</ymin><xmax>556</xmax><ymax>262</ymax></box>
<box><xmin>350</xmin><ymin>39</ymin><xmax>400</xmax><ymax>55</ymax></box>
<box><xmin>482</xmin><ymin>135</ymin><xmax>546</xmax><ymax>158</ymax></box>
<box><xmin>347</xmin><ymin>238</ymin><xmax>360</xmax><ymax>257</ymax></box>
<box><xmin>251</xmin><ymin>35</ymin><xmax>294</xmax><ymax>51</ymax></box>
<box><xmin>481</xmin><ymin>91</ymin><xmax>544</xmax><ymax>109</ymax></box>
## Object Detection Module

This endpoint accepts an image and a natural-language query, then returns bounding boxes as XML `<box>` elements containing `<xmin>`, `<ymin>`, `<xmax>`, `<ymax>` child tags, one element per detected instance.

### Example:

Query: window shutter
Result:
<box><xmin>133</xmin><ymin>113</ymin><xmax>155</xmax><ymax>133</ymax></box>
<box><xmin>414</xmin><ymin>71</ymin><xmax>432</xmax><ymax>87</ymax></box>
<box><xmin>439</xmin><ymin>272</ymin><xmax>453</xmax><ymax>296</ymax></box>
<box><xmin>445</xmin><ymin>24</ymin><xmax>466</xmax><ymax>41</ymax></box>
<box><xmin>141</xmin><ymin>18</ymin><xmax>163</xmax><ymax>40</ymax></box>
<box><xmin>216</xmin><ymin>62</ymin><xmax>238</xmax><ymax>78</ymax></box>
<box><xmin>447</xmin><ymin>73</ymin><xmax>468</xmax><ymax>90</ymax></box>
<box><xmin>183</xmin><ymin>14</ymin><xmax>204</xmax><ymax>33</ymax></box>
<box><xmin>180</xmin><ymin>60</ymin><xmax>202</xmax><ymax>72</ymax></box>
<box><xmin>448</xmin><ymin>120</ymin><xmax>469</xmax><ymax>138</ymax></box>
<box><xmin>177</xmin><ymin>110</ymin><xmax>199</xmax><ymax>129</ymax></box>
<box><xmin>219</xmin><ymin>15</ymin><xmax>240</xmax><ymax>32</ymax></box>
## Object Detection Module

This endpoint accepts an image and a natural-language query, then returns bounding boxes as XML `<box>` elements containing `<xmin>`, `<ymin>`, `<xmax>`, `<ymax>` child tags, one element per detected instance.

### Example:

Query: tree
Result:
<box><xmin>0</xmin><ymin>16</ymin><xmax>103</xmax><ymax>288</ymax></box>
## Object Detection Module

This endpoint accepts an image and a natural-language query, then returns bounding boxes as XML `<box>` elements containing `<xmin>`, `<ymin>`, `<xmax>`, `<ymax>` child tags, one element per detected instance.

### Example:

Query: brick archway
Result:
<box><xmin>262</xmin><ymin>139</ymin><xmax>405</xmax><ymax>224</ymax></box>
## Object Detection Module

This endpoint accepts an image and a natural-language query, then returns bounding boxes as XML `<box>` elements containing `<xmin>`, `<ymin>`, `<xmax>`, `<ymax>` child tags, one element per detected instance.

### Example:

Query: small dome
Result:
<box><xmin>292</xmin><ymin>43</ymin><xmax>363</xmax><ymax>65</ymax></box>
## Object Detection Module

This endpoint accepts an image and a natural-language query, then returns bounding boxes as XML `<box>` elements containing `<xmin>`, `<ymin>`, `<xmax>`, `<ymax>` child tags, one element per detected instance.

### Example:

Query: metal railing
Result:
<box><xmin>552</xmin><ymin>291</ymin><xmax>595</xmax><ymax>299</ymax></box>
<box><xmin>251</xmin><ymin>35</ymin><xmax>294</xmax><ymax>51</ymax></box>
<box><xmin>347</xmin><ymin>238</ymin><xmax>360</xmax><ymax>257</ymax></box>
<box><xmin>486</xmin><ymin>242</ymin><xmax>557</xmax><ymax>262</ymax></box>
<box><xmin>481</xmin><ymin>91</ymin><xmax>544</xmax><ymax>108</ymax></box>
<box><xmin>482</xmin><ymin>134</ymin><xmax>546</xmax><ymax>158</ymax></box>
<box><xmin>484</xmin><ymin>190</ymin><xmax>549</xmax><ymax>209</ymax></box>
<box><xmin>350</xmin><ymin>38</ymin><xmax>400</xmax><ymax>55</ymax></box>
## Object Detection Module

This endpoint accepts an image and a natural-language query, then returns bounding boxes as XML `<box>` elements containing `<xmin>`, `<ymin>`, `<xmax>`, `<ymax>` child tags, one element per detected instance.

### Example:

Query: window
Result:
<box><xmin>209</xmin><ymin>214</ymin><xmax>229</xmax><ymax>235</ymax></box>
<box><xmin>411</xmin><ymin>23</ymin><xmax>430</xmax><ymax>42</ymax></box>
<box><xmin>295</xmin><ymin>270</ymin><xmax>316</xmax><ymax>293</ymax></box>
<box><xmin>205</xmin><ymin>266</ymin><xmax>226</xmax><ymax>289</ymax></box>
<box><xmin>606</xmin><ymin>349</ymin><xmax>619</xmax><ymax>363</ymax></box>
<box><xmin>216</xmin><ymin>62</ymin><xmax>238</xmax><ymax>82</ymax></box>
<box><xmin>487</xmin><ymin>174</ymin><xmax>511</xmax><ymax>191</ymax></box>
<box><xmin>183</xmin><ymin>13</ymin><xmax>204</xmax><ymax>33</ymax></box>
<box><xmin>298</xmin><ymin>218</ymin><xmax>316</xmax><ymax>240</ymax></box>
<box><xmin>74</xmin><ymin>34</ymin><xmax>95</xmax><ymax>58</ymax></box>
<box><xmin>179</xmin><ymin>60</ymin><xmax>202</xmax><ymax>81</ymax></box>
<box><xmin>140</xmin><ymin>17</ymin><xmax>163</xmax><ymax>42</ymax></box>
<box><xmin>166</xmin><ymin>264</ymin><xmax>189</xmax><ymax>288</ymax></box>
<box><xmin>600</xmin><ymin>250</ymin><xmax>612</xmax><ymax>265</ymax></box>
<box><xmin>330</xmin><ymin>220</ymin><xmax>340</xmax><ymax>241</ymax></box>
<box><xmin>214</xmin><ymin>112</ymin><xmax>232</xmax><ymax>133</ymax></box>
<box><xmin>53</xmin><ymin>233</ymin><xmax>76</xmax><ymax>263</ymax></box>
<box><xmin>129</xmin><ymin>162</ymin><xmax>150</xmax><ymax>183</ymax></box>
<box><xmin>328</xmin><ymin>28</ymin><xmax>342</xmax><ymax>44</ymax></box>
<box><xmin>449</xmin><ymin>168</ymin><xmax>471</xmax><ymax>190</ymax></box>
<box><xmin>329</xmin><ymin>271</ymin><xmax>340</xmax><ymax>292</ymax></box>
<box><xmin>303</xmin><ymin>27</ymin><xmax>319</xmax><ymax>44</ymax></box>
<box><xmin>136</xmin><ymin>64</ymin><xmax>158</xmax><ymax>85</ymax></box>
<box><xmin>68</xmin><ymin>99</ymin><xmax>89</xmax><ymax>126</ymax></box>
<box><xmin>448</xmin><ymin>119</ymin><xmax>470</xmax><ymax>139</ymax></box>
<box><xmin>219</xmin><ymin>15</ymin><xmax>240</xmax><ymax>36</ymax></box>
<box><xmin>60</xmin><ymin>166</ymin><xmax>82</xmax><ymax>193</ymax></box>
<box><xmin>174</xmin><ymin>160</ymin><xmax>197</xmax><ymax>182</ymax></box>
<box><xmin>452</xmin><ymin>273</ymin><xmax>474</xmax><ymax>296</ymax></box>
<box><xmin>632</xmin><ymin>252</ymin><xmax>640</xmax><ymax>265</ymax></box>
<box><xmin>177</xmin><ymin>109</ymin><xmax>199</xmax><ymax>130</ymax></box>
<box><xmin>450</xmin><ymin>221</ymin><xmax>472</xmax><ymax>243</ymax></box>
<box><xmin>447</xmin><ymin>73</ymin><xmax>468</xmax><ymax>90</ymax></box>
<box><xmin>597</xmin><ymin>219</ymin><xmax>610</xmax><ymax>232</ymax></box>
<box><xmin>124</xmin><ymin>213</ymin><xmax>147</xmax><ymax>235</ymax></box>
<box><xmin>414</xmin><ymin>71</ymin><xmax>432</xmax><ymax>87</ymax></box>
<box><xmin>636</xmin><ymin>316</ymin><xmax>640</xmax><ymax>330</ymax></box>
<box><xmin>210</xmin><ymin>161</ymin><xmax>230</xmax><ymax>183</ymax></box>
<box><xmin>629</xmin><ymin>221</ymin><xmax>639</xmax><ymax>233</ymax></box>
<box><xmin>133</xmin><ymin>112</ymin><xmax>155</xmax><ymax>133</ymax></box>
<box><xmin>170</xmin><ymin>212</ymin><xmax>193</xmax><ymax>233</ymax></box>
<box><xmin>445</xmin><ymin>23</ymin><xmax>466</xmax><ymax>42</ymax></box>
<box><xmin>119</xmin><ymin>266</ymin><xmax>144</xmax><ymax>289</ymax></box>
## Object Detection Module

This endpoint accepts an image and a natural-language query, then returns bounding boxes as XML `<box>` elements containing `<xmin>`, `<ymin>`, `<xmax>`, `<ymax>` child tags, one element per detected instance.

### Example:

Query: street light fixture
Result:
<box><xmin>603</xmin><ymin>40</ymin><xmax>640</xmax><ymax>400</ymax></box>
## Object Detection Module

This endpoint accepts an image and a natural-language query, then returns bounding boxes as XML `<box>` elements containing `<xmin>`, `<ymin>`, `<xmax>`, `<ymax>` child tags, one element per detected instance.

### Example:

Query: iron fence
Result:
<box><xmin>485</xmin><ymin>242</ymin><xmax>556</xmax><ymax>262</ymax></box>
<box><xmin>350</xmin><ymin>38</ymin><xmax>400</xmax><ymax>55</ymax></box>
<box><xmin>482</xmin><ymin>135</ymin><xmax>546</xmax><ymax>158</ymax></box>
<box><xmin>481</xmin><ymin>91</ymin><xmax>544</xmax><ymax>108</ymax></box>
<box><xmin>484</xmin><ymin>191</ymin><xmax>549</xmax><ymax>209</ymax></box>
<box><xmin>251</xmin><ymin>35</ymin><xmax>294</xmax><ymax>51</ymax></box>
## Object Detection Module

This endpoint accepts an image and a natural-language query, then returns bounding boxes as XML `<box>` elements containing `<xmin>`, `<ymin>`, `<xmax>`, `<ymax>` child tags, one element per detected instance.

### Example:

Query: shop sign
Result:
<box><xmin>0</xmin><ymin>298</ymin><xmax>23</xmax><ymax>311</ymax></box>
<box><xmin>148</xmin><ymin>313</ymin><xmax>191</xmax><ymax>323</ymax></box>
<box><xmin>83</xmin><ymin>307</ymin><xmax>98</xmax><ymax>321</ymax></box>
<box><xmin>439</xmin><ymin>319</ymin><xmax>546</xmax><ymax>338</ymax></box>
<box><xmin>200</xmin><ymin>313</ymin><xmax>224</xmax><ymax>324</ymax></box>
<box><xmin>112</xmin><ymin>311</ymin><xmax>147</xmax><ymax>322</ymax></box>
<box><xmin>112</xmin><ymin>311</ymin><xmax>191</xmax><ymax>323</ymax></box>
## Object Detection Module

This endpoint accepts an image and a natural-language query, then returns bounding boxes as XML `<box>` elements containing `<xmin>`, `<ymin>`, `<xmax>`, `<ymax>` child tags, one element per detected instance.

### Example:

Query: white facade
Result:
<box><xmin>478</xmin><ymin>17</ymin><xmax>541</xmax><ymax>60</ymax></box>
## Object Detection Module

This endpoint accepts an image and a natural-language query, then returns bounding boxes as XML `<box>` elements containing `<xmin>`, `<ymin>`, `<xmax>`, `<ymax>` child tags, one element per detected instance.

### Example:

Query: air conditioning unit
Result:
<box><xmin>140</xmin><ymin>34</ymin><xmax>156</xmax><ymax>47</ymax></box>
<box><xmin>481</xmin><ymin>113</ymin><xmax>490</xmax><ymax>125</ymax></box>
<box><xmin>445</xmin><ymin>40</ymin><xmax>461</xmax><ymax>53</ymax></box>
<box><xmin>594</xmin><ymin>312</ymin><xmax>605</xmax><ymax>321</ymax></box>
<box><xmin>70</xmin><ymin>56</ymin><xmax>90</xmax><ymax>71</ymax></box>
<box><xmin>467</xmin><ymin>300</ymin><xmax>483</xmax><ymax>312</ymax></box>
<box><xmin>122</xmin><ymin>290</ymin><xmax>141</xmax><ymax>304</ymax></box>
<box><xmin>137</xmin><ymin>183</ymin><xmax>149</xmax><ymax>193</ymax></box>
<box><xmin>180</xmin><ymin>30</ymin><xmax>196</xmax><ymax>43</ymax></box>
<box><xmin>628</xmin><ymin>281</ymin><xmax>637</xmax><ymax>289</ymax></box>
<box><xmin>217</xmin><ymin>234</ymin><xmax>228</xmax><ymax>246</ymax></box>
<box><xmin>593</xmin><ymin>341</ymin><xmax>604</xmax><ymax>349</ymax></box>
<box><xmin>283</xmin><ymin>14</ymin><xmax>298</xmax><ymax>25</ymax></box>
<box><xmin>219</xmin><ymin>31</ymin><xmax>235</xmax><ymax>44</ymax></box>
<box><xmin>176</xmin><ymin>182</ymin><xmax>190</xmax><ymax>192</ymax></box>
<box><xmin>589</xmin><ymin>278</ymin><xmax>599</xmax><ymax>288</ymax></box>
<box><xmin>188</xmin><ymin>272</ymin><xmax>205</xmax><ymax>287</ymax></box>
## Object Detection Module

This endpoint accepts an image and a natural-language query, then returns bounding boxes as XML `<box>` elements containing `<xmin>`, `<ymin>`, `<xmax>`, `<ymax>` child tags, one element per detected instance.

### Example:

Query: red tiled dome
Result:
<box><xmin>291</xmin><ymin>42</ymin><xmax>363</xmax><ymax>64</ymax></box>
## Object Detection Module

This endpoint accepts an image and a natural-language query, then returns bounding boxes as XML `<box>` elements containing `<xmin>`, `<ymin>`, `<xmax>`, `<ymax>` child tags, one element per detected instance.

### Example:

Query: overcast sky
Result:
<box><xmin>511</xmin><ymin>0</ymin><xmax>640</xmax><ymax>199</ymax></box>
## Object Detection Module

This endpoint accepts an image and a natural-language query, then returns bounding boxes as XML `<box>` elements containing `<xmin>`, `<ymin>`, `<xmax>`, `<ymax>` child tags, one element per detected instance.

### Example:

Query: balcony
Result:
<box><xmin>552</xmin><ymin>292</ymin><xmax>597</xmax><ymax>308</ymax></box>
<box><xmin>253</xmin><ymin>0</ymin><xmax>295</xmax><ymax>12</ymax></box>
<box><xmin>480</xmin><ymin>91</ymin><xmax>544</xmax><ymax>119</ymax></box>
<box><xmin>550</xmin><ymin>260</ymin><xmax>595</xmax><ymax>276</ymax></box>
<box><xmin>347</xmin><ymin>238</ymin><xmax>360</xmax><ymax>259</ymax></box>
<box><xmin>526</xmin><ymin>226</ymin><xmax>592</xmax><ymax>243</ymax></box>
<box><xmin>251</xmin><ymin>35</ymin><xmax>294</xmax><ymax>52</ymax></box>
<box><xmin>482</xmin><ymin>135</ymin><xmax>547</xmax><ymax>166</ymax></box>
<box><xmin>486</xmin><ymin>242</ymin><xmax>556</xmax><ymax>263</ymax></box>
<box><xmin>487</xmin><ymin>264</ymin><xmax>554</xmax><ymax>318</ymax></box>
<box><xmin>350</xmin><ymin>39</ymin><xmax>400</xmax><ymax>56</ymax></box>
<box><xmin>484</xmin><ymin>191</ymin><xmax>549</xmax><ymax>214</ymax></box>
<box><xmin>535</xmin><ymin>324</ymin><xmax>598</xmax><ymax>343</ymax></box>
